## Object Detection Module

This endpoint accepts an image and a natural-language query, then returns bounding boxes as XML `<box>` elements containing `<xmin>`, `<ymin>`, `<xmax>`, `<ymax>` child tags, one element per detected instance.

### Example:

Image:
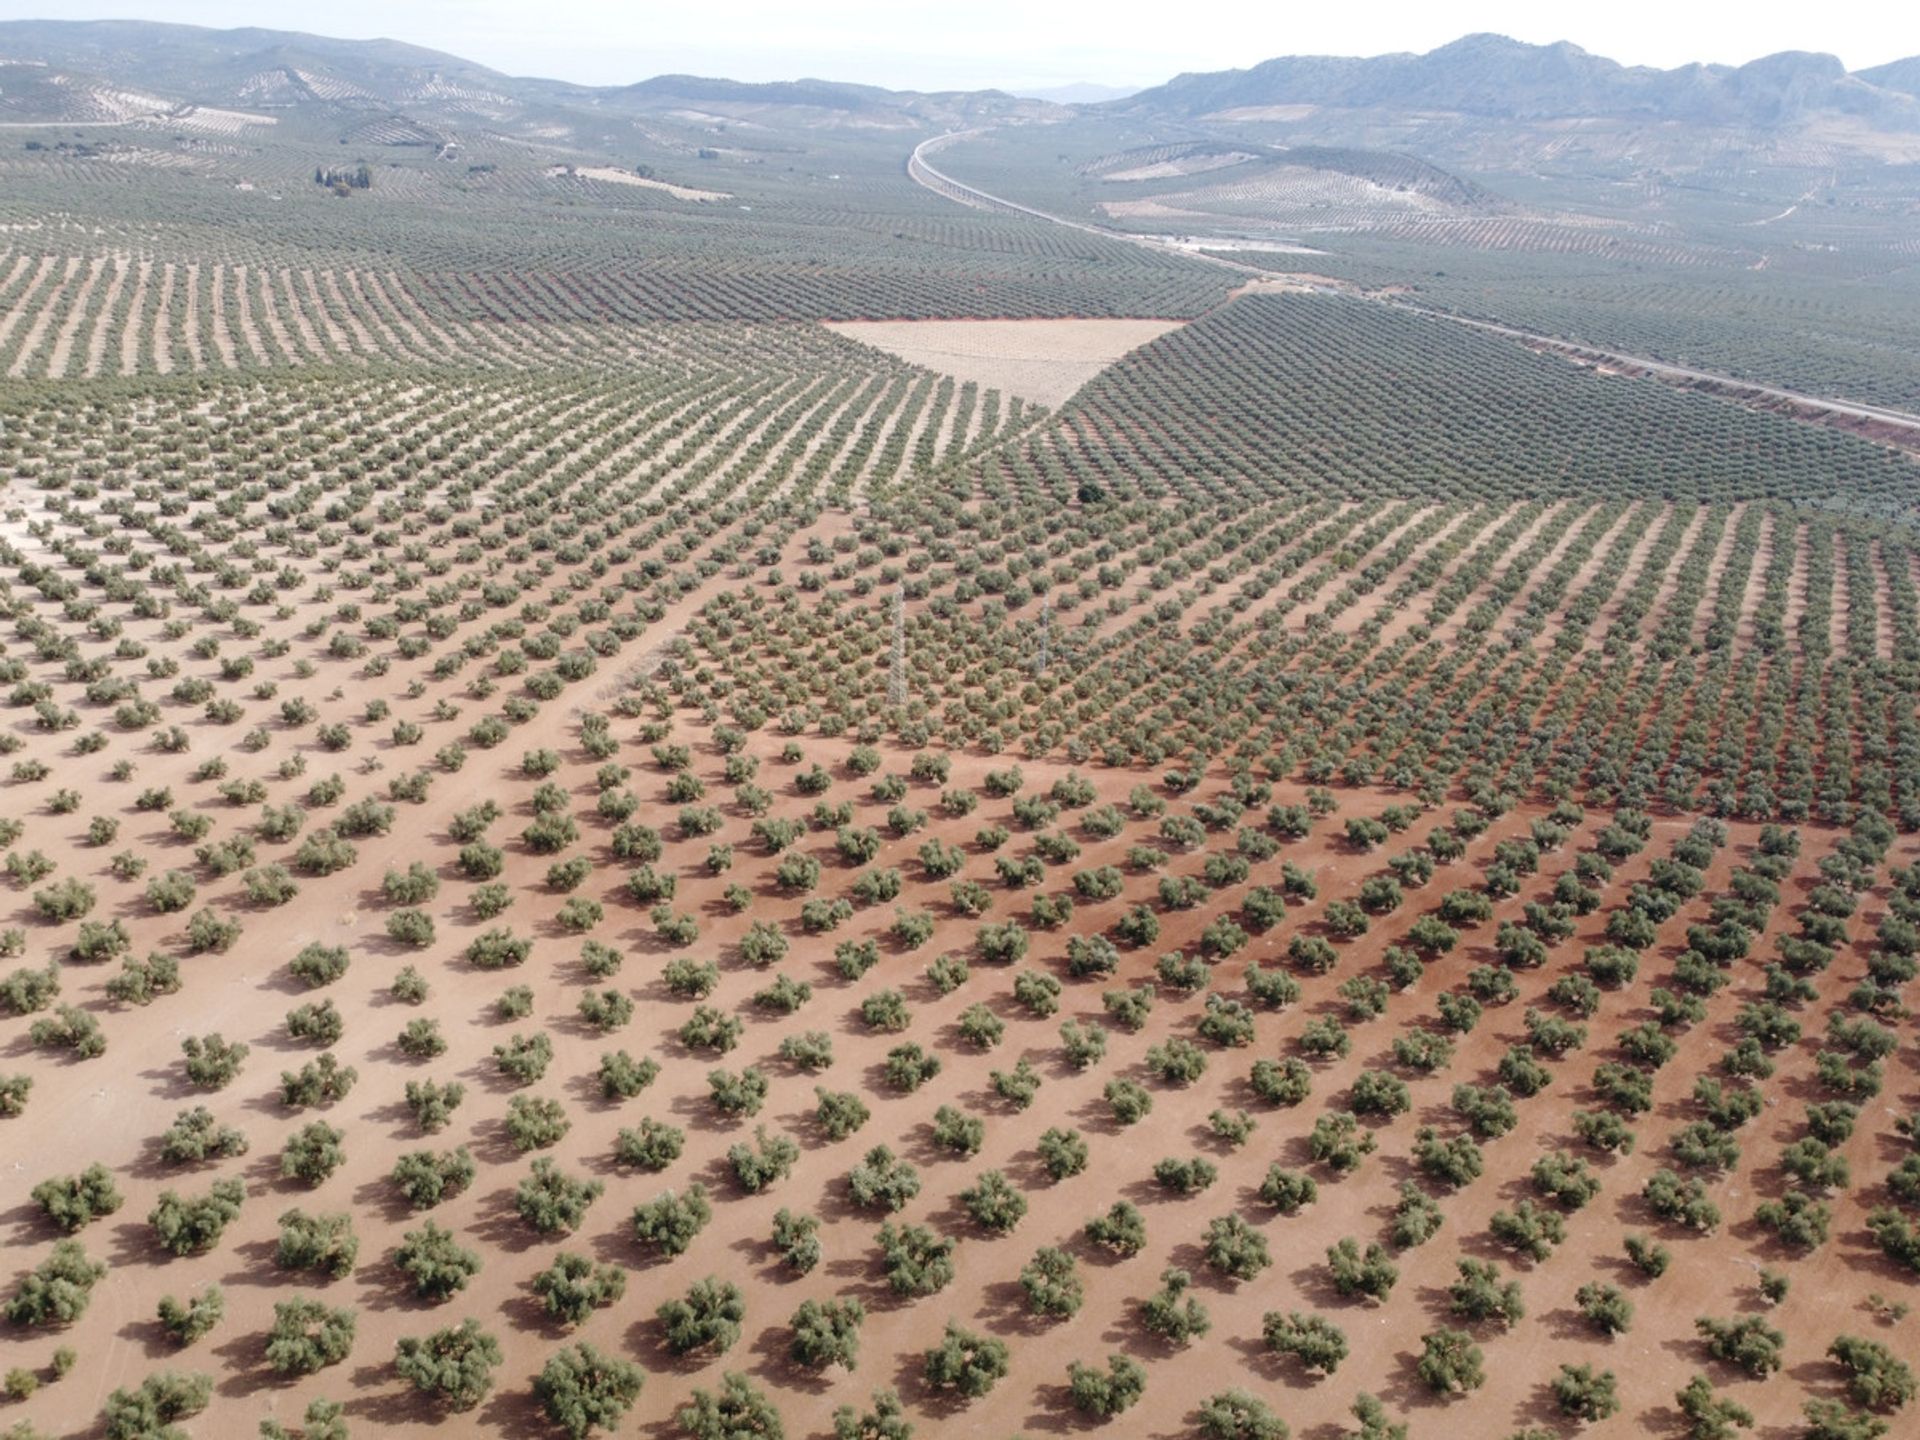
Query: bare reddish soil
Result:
<box><xmin>4</xmin><ymin>697</ymin><xmax>1915</xmax><ymax>1438</ymax></box>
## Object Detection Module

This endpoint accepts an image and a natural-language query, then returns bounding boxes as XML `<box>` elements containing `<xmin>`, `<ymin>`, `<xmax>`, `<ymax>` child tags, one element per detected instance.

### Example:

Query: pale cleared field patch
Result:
<box><xmin>143</xmin><ymin>104</ymin><xmax>276</xmax><ymax>135</ymax></box>
<box><xmin>824</xmin><ymin>316</ymin><xmax>1184</xmax><ymax>409</ymax></box>
<box><xmin>1093</xmin><ymin>196</ymin><xmax>1218</xmax><ymax>224</ymax></box>
<box><xmin>1206</xmin><ymin>102</ymin><xmax>1319</xmax><ymax>121</ymax></box>
<box><xmin>544</xmin><ymin>164</ymin><xmax>731</xmax><ymax>201</ymax></box>
<box><xmin>1102</xmin><ymin>150</ymin><xmax>1259</xmax><ymax>181</ymax></box>
<box><xmin>93</xmin><ymin>145</ymin><xmax>208</xmax><ymax>171</ymax></box>
<box><xmin>1105</xmin><ymin>165</ymin><xmax>1455</xmax><ymax>229</ymax></box>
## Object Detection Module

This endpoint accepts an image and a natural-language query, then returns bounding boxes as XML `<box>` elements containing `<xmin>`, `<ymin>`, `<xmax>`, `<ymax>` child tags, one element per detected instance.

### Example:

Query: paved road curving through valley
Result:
<box><xmin>908</xmin><ymin>130</ymin><xmax>1920</xmax><ymax>439</ymax></box>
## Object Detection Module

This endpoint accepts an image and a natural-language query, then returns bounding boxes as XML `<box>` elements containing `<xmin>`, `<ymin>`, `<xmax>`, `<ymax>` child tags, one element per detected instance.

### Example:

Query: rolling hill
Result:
<box><xmin>0</xmin><ymin>17</ymin><xmax>1056</xmax><ymax>136</ymax></box>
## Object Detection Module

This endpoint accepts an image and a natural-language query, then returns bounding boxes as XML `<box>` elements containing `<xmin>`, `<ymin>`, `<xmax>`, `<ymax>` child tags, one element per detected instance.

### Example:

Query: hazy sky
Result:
<box><xmin>8</xmin><ymin>0</ymin><xmax>1919</xmax><ymax>91</ymax></box>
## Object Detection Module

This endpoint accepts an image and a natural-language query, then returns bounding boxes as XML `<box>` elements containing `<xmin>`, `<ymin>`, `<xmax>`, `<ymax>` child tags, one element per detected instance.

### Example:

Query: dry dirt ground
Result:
<box><xmin>1101</xmin><ymin>152</ymin><xmax>1260</xmax><ymax>183</ymax></box>
<box><xmin>3</xmin><ymin>680</ymin><xmax>1915</xmax><ymax>1439</ymax></box>
<box><xmin>0</xmin><ymin>393</ymin><xmax>1913</xmax><ymax>1439</ymax></box>
<box><xmin>823</xmin><ymin>318</ymin><xmax>1184</xmax><ymax>410</ymax></box>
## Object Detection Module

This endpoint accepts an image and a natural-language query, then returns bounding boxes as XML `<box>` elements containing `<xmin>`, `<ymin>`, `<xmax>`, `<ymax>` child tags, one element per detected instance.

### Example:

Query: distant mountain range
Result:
<box><xmin>0</xmin><ymin>17</ymin><xmax>1056</xmax><ymax>133</ymax></box>
<box><xmin>0</xmin><ymin>19</ymin><xmax>1914</xmax><ymax>136</ymax></box>
<box><xmin>1118</xmin><ymin>32</ymin><xmax>1920</xmax><ymax>128</ymax></box>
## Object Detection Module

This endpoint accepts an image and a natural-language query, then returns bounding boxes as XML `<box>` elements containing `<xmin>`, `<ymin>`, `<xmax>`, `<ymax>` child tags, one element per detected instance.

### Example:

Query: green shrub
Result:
<box><xmin>505</xmin><ymin>1095</ymin><xmax>572</xmax><ymax>1152</ymax></box>
<box><xmin>847</xmin><ymin>1146</ymin><xmax>922</xmax><ymax>1213</ymax></box>
<box><xmin>728</xmin><ymin>1126</ymin><xmax>800</xmax><ymax>1192</ymax></box>
<box><xmin>657</xmin><ymin>1277</ymin><xmax>744</xmax><ymax>1356</ymax></box>
<box><xmin>1067</xmin><ymin>1353</ymin><xmax>1147</xmax><ymax>1418</ymax></box>
<box><xmin>274</xmin><ymin>1210</ymin><xmax>359</xmax><ymax>1279</ymax></box>
<box><xmin>279</xmin><ymin>1122</ymin><xmax>346</xmax><ymax>1186</ymax></box>
<box><xmin>1696</xmin><ymin>1314</ymin><xmax>1785</xmax><ymax>1377</ymax></box>
<box><xmin>1326</xmin><ymin>1237</ymin><xmax>1397</xmax><ymax>1300</ymax></box>
<box><xmin>631</xmin><ymin>1185</ymin><xmax>710</xmax><ymax>1255</ymax></box>
<box><xmin>280</xmin><ymin>1053</ymin><xmax>357</xmax><ymax>1108</ymax></box>
<box><xmin>532</xmin><ymin>1252</ymin><xmax>627</xmax><ymax>1329</ymax></box>
<box><xmin>678</xmin><ymin>1372</ymin><xmax>782</xmax><ymax>1440</ymax></box>
<box><xmin>1141</xmin><ymin>1266</ymin><xmax>1210</xmax><ymax>1344</ymax></box>
<box><xmin>513</xmin><ymin>1157</ymin><xmax>603</xmax><ymax>1234</ymax></box>
<box><xmin>288</xmin><ymin>943</ymin><xmax>349</xmax><ymax>988</ymax></box>
<box><xmin>790</xmin><ymin>1296</ymin><xmax>865</xmax><ymax>1369</ymax></box>
<box><xmin>922</xmin><ymin>1321</ymin><xmax>1009</xmax><ymax>1399</ymax></box>
<box><xmin>404</xmin><ymin>1079</ymin><xmax>465</xmax><ymax>1133</ymax></box>
<box><xmin>5</xmin><ymin>1239</ymin><xmax>106</xmax><ymax>1326</ymax></box>
<box><xmin>263</xmin><ymin>1296</ymin><xmax>356</xmax><ymax>1375</ymax></box>
<box><xmin>771</xmin><ymin>1209</ymin><xmax>821</xmax><ymax>1275</ymax></box>
<box><xmin>28</xmin><ymin>1006</ymin><xmax>105</xmax><ymax>1058</ymax></box>
<box><xmin>533</xmin><ymin>1342</ymin><xmax>645</xmax><ymax>1440</ymax></box>
<box><xmin>389</xmin><ymin>1147</ymin><xmax>475</xmax><ymax>1209</ymax></box>
<box><xmin>394</xmin><ymin>1318</ymin><xmax>502</xmax><ymax>1410</ymax></box>
<box><xmin>1262</xmin><ymin>1310</ymin><xmax>1347</xmax><ymax>1375</ymax></box>
<box><xmin>148</xmin><ymin>1180</ymin><xmax>245</xmax><ymax>1256</ymax></box>
<box><xmin>100</xmin><ymin>1371</ymin><xmax>213</xmax><ymax>1440</ymax></box>
<box><xmin>494</xmin><ymin>1032</ymin><xmax>554</xmax><ymax>1085</ymax></box>
<box><xmin>157</xmin><ymin>1106</ymin><xmax>247</xmax><ymax>1165</ymax></box>
<box><xmin>31</xmin><ymin>1163</ymin><xmax>122</xmax><ymax>1232</ymax></box>
<box><xmin>1828</xmin><ymin>1334</ymin><xmax>1916</xmax><ymax>1410</ymax></box>
<box><xmin>1416</xmin><ymin>1327</ymin><xmax>1485</xmax><ymax>1394</ymax></box>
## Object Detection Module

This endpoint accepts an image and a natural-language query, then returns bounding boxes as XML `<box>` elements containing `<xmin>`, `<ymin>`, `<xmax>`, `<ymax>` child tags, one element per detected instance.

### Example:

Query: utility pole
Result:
<box><xmin>889</xmin><ymin>585</ymin><xmax>906</xmax><ymax>706</ymax></box>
